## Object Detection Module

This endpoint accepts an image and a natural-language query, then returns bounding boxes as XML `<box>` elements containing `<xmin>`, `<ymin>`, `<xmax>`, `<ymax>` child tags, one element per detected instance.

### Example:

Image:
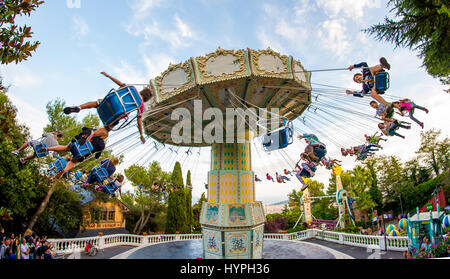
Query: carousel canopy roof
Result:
<box><xmin>143</xmin><ymin>47</ymin><xmax>312</xmax><ymax>146</ymax></box>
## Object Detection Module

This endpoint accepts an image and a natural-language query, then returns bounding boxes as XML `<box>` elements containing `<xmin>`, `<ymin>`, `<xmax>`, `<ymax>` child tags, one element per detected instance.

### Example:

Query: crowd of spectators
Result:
<box><xmin>0</xmin><ymin>227</ymin><xmax>56</xmax><ymax>259</ymax></box>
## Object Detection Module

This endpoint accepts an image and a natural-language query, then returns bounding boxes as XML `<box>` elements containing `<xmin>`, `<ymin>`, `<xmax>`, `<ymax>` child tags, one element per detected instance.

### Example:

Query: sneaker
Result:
<box><xmin>11</xmin><ymin>150</ymin><xmax>19</xmax><ymax>156</ymax></box>
<box><xmin>20</xmin><ymin>158</ymin><xmax>25</xmax><ymax>164</ymax></box>
<box><xmin>425</xmin><ymin>108</ymin><xmax>429</xmax><ymax>114</ymax></box>
<box><xmin>63</xmin><ymin>106</ymin><xmax>81</xmax><ymax>115</ymax></box>
<box><xmin>420</xmin><ymin>123</ymin><xmax>424</xmax><ymax>129</ymax></box>
<box><xmin>380</xmin><ymin>57</ymin><xmax>391</xmax><ymax>70</ymax></box>
<box><xmin>301</xmin><ymin>184</ymin><xmax>309</xmax><ymax>191</ymax></box>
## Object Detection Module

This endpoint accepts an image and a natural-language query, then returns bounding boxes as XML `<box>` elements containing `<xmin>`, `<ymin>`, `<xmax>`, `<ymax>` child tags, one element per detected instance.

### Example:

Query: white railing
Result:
<box><xmin>49</xmin><ymin>230</ymin><xmax>409</xmax><ymax>255</ymax></box>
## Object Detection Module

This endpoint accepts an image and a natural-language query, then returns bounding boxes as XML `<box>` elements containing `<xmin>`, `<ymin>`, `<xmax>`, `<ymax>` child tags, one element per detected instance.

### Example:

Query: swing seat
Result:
<box><xmin>103</xmin><ymin>181</ymin><xmax>118</xmax><ymax>195</ymax></box>
<box><xmin>97</xmin><ymin>86</ymin><xmax>142</xmax><ymax>128</ymax></box>
<box><xmin>313</xmin><ymin>147</ymin><xmax>327</xmax><ymax>161</ymax></box>
<box><xmin>70</xmin><ymin>140</ymin><xmax>94</xmax><ymax>160</ymax></box>
<box><xmin>91</xmin><ymin>167</ymin><xmax>110</xmax><ymax>183</ymax></box>
<box><xmin>48</xmin><ymin>157</ymin><xmax>68</xmax><ymax>177</ymax></box>
<box><xmin>374</xmin><ymin>71</ymin><xmax>390</xmax><ymax>93</ymax></box>
<box><xmin>262</xmin><ymin>122</ymin><xmax>294</xmax><ymax>151</ymax></box>
<box><xmin>32</xmin><ymin>142</ymin><xmax>49</xmax><ymax>158</ymax></box>
<box><xmin>73</xmin><ymin>170</ymin><xmax>84</xmax><ymax>182</ymax></box>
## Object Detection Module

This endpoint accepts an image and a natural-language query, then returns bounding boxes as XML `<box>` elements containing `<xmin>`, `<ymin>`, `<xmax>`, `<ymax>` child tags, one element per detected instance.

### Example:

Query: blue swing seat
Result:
<box><xmin>32</xmin><ymin>142</ymin><xmax>49</xmax><ymax>158</ymax></box>
<box><xmin>48</xmin><ymin>157</ymin><xmax>68</xmax><ymax>177</ymax></box>
<box><xmin>97</xmin><ymin>86</ymin><xmax>142</xmax><ymax>128</ymax></box>
<box><xmin>70</xmin><ymin>140</ymin><xmax>94</xmax><ymax>160</ymax></box>
<box><xmin>374</xmin><ymin>71</ymin><xmax>390</xmax><ymax>93</ymax></box>
<box><xmin>313</xmin><ymin>147</ymin><xmax>327</xmax><ymax>161</ymax></box>
<box><xmin>262</xmin><ymin>122</ymin><xmax>294</xmax><ymax>152</ymax></box>
<box><xmin>103</xmin><ymin>181</ymin><xmax>118</xmax><ymax>195</ymax></box>
<box><xmin>73</xmin><ymin>170</ymin><xmax>84</xmax><ymax>182</ymax></box>
<box><xmin>91</xmin><ymin>167</ymin><xmax>110</xmax><ymax>183</ymax></box>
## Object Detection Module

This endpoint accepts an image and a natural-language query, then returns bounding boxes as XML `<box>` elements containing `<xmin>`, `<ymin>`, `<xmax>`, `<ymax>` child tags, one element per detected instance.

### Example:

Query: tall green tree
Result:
<box><xmin>124</xmin><ymin>162</ymin><xmax>167</xmax><ymax>235</ymax></box>
<box><xmin>166</xmin><ymin>162</ymin><xmax>187</xmax><ymax>234</ymax></box>
<box><xmin>0</xmin><ymin>0</ymin><xmax>44</xmax><ymax>65</ymax></box>
<box><xmin>0</xmin><ymin>89</ymin><xmax>43</xmax><ymax>232</ymax></box>
<box><xmin>185</xmin><ymin>170</ymin><xmax>193</xmax><ymax>233</ymax></box>
<box><xmin>192</xmin><ymin>192</ymin><xmax>207</xmax><ymax>233</ymax></box>
<box><xmin>416</xmin><ymin>129</ymin><xmax>450</xmax><ymax>176</ymax></box>
<box><xmin>364</xmin><ymin>0</ymin><xmax>450</xmax><ymax>86</ymax></box>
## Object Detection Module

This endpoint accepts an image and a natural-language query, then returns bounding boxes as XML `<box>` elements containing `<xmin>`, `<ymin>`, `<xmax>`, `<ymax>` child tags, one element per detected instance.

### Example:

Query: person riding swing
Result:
<box><xmin>346</xmin><ymin>58</ymin><xmax>391</xmax><ymax>107</ymax></box>
<box><xmin>298</xmin><ymin>134</ymin><xmax>327</xmax><ymax>163</ymax></box>
<box><xmin>44</xmin><ymin>127</ymin><xmax>109</xmax><ymax>179</ymax></box>
<box><xmin>63</xmin><ymin>72</ymin><xmax>153</xmax><ymax>144</ymax></box>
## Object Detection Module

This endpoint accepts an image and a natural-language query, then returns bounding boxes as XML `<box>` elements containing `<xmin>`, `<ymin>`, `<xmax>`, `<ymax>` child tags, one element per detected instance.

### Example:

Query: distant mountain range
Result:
<box><xmin>268</xmin><ymin>200</ymin><xmax>289</xmax><ymax>206</ymax></box>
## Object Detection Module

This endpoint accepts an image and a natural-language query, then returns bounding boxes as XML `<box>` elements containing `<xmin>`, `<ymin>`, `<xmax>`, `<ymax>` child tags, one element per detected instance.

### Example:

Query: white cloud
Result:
<box><xmin>316</xmin><ymin>0</ymin><xmax>378</xmax><ymax>21</ymax></box>
<box><xmin>318</xmin><ymin>19</ymin><xmax>351</xmax><ymax>60</ymax></box>
<box><xmin>72</xmin><ymin>16</ymin><xmax>89</xmax><ymax>40</ymax></box>
<box><xmin>9</xmin><ymin>94</ymin><xmax>48</xmax><ymax>139</ymax></box>
<box><xmin>0</xmin><ymin>65</ymin><xmax>43</xmax><ymax>90</ymax></box>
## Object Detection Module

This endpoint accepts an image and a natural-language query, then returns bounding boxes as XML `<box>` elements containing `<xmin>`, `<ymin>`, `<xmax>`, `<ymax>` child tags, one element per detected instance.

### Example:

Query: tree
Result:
<box><xmin>185</xmin><ymin>170</ymin><xmax>193</xmax><ymax>233</ymax></box>
<box><xmin>166</xmin><ymin>162</ymin><xmax>187</xmax><ymax>234</ymax></box>
<box><xmin>25</xmin><ymin>98</ymin><xmax>108</xmax><ymax>232</ymax></box>
<box><xmin>0</xmin><ymin>89</ymin><xmax>44</xmax><ymax>232</ymax></box>
<box><xmin>124</xmin><ymin>162</ymin><xmax>167</xmax><ymax>235</ymax></box>
<box><xmin>192</xmin><ymin>192</ymin><xmax>207</xmax><ymax>233</ymax></box>
<box><xmin>416</xmin><ymin>129</ymin><xmax>450</xmax><ymax>176</ymax></box>
<box><xmin>364</xmin><ymin>0</ymin><xmax>450</xmax><ymax>87</ymax></box>
<box><xmin>348</xmin><ymin>166</ymin><xmax>376</xmax><ymax>220</ymax></box>
<box><xmin>0</xmin><ymin>0</ymin><xmax>44</xmax><ymax>65</ymax></box>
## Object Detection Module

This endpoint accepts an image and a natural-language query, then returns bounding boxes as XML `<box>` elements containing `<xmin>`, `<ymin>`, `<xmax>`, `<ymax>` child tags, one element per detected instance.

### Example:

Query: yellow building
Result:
<box><xmin>77</xmin><ymin>198</ymin><xmax>130</xmax><ymax>237</ymax></box>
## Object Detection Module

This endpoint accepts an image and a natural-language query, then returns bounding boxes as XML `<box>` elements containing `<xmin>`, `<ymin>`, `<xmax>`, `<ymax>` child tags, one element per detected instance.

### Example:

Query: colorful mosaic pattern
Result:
<box><xmin>220</xmin><ymin>173</ymin><xmax>237</xmax><ymax>203</ymax></box>
<box><xmin>228</xmin><ymin>204</ymin><xmax>247</xmax><ymax>226</ymax></box>
<box><xmin>204</xmin><ymin>230</ymin><xmax>221</xmax><ymax>254</ymax></box>
<box><xmin>222</xmin><ymin>144</ymin><xmax>236</xmax><ymax>170</ymax></box>
<box><xmin>238</xmin><ymin>143</ymin><xmax>250</xmax><ymax>170</ymax></box>
<box><xmin>240</xmin><ymin>173</ymin><xmax>254</xmax><ymax>203</ymax></box>
<box><xmin>205</xmin><ymin>204</ymin><xmax>220</xmax><ymax>225</ymax></box>
<box><xmin>211</xmin><ymin>144</ymin><xmax>220</xmax><ymax>171</ymax></box>
<box><xmin>226</xmin><ymin>232</ymin><xmax>248</xmax><ymax>255</ymax></box>
<box><xmin>253</xmin><ymin>226</ymin><xmax>264</xmax><ymax>258</ymax></box>
<box><xmin>208</xmin><ymin>173</ymin><xmax>218</xmax><ymax>203</ymax></box>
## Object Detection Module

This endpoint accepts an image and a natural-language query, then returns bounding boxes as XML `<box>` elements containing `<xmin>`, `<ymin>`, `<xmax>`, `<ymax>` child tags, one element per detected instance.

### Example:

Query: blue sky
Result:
<box><xmin>1</xmin><ymin>0</ymin><xmax>449</xmax><ymax>204</ymax></box>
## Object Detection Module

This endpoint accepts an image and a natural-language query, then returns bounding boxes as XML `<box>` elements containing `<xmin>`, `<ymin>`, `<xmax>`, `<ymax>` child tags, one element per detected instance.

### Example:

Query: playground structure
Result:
<box><xmin>143</xmin><ymin>47</ymin><xmax>312</xmax><ymax>259</ymax></box>
<box><xmin>406</xmin><ymin>204</ymin><xmax>447</xmax><ymax>251</ymax></box>
<box><xmin>295</xmin><ymin>164</ymin><xmax>356</xmax><ymax>229</ymax></box>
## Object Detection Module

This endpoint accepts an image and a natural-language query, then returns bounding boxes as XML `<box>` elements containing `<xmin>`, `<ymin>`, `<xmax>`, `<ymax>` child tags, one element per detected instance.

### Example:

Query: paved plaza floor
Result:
<box><xmin>69</xmin><ymin>239</ymin><xmax>403</xmax><ymax>259</ymax></box>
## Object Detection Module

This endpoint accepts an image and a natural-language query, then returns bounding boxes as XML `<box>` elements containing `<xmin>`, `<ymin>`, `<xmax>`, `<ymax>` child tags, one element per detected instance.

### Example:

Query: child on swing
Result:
<box><xmin>95</xmin><ymin>174</ymin><xmax>124</xmax><ymax>196</ymax></box>
<box><xmin>392</xmin><ymin>99</ymin><xmax>429</xmax><ymax>129</ymax></box>
<box><xmin>346</xmin><ymin>58</ymin><xmax>391</xmax><ymax>106</ymax></box>
<box><xmin>364</xmin><ymin>133</ymin><xmax>387</xmax><ymax>149</ymax></box>
<box><xmin>12</xmin><ymin>131</ymin><xmax>64</xmax><ymax>164</ymax></box>
<box><xmin>378</xmin><ymin>119</ymin><xmax>411</xmax><ymax>139</ymax></box>
<box><xmin>45</xmin><ymin>127</ymin><xmax>109</xmax><ymax>179</ymax></box>
<box><xmin>294</xmin><ymin>155</ymin><xmax>317</xmax><ymax>191</ymax></box>
<box><xmin>321</xmin><ymin>157</ymin><xmax>341</xmax><ymax>170</ymax></box>
<box><xmin>63</xmin><ymin>72</ymin><xmax>153</xmax><ymax>144</ymax></box>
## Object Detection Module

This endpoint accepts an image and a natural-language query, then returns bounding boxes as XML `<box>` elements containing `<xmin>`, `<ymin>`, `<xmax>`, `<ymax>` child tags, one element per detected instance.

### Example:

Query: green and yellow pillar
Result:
<box><xmin>200</xmin><ymin>135</ymin><xmax>266</xmax><ymax>259</ymax></box>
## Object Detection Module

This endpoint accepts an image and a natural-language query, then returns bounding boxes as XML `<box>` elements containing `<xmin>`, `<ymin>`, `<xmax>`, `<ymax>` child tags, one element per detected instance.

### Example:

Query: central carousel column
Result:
<box><xmin>200</xmin><ymin>132</ymin><xmax>266</xmax><ymax>259</ymax></box>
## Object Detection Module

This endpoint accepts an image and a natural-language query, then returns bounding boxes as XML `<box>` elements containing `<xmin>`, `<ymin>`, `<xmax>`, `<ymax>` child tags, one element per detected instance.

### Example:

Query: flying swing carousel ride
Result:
<box><xmin>142</xmin><ymin>47</ymin><xmax>312</xmax><ymax>259</ymax></box>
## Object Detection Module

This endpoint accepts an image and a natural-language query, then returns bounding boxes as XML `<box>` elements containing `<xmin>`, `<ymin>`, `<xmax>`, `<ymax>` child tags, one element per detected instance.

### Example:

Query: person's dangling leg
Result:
<box><xmin>46</xmin><ymin>145</ymin><xmax>70</xmax><ymax>153</ymax></box>
<box><xmin>13</xmin><ymin>141</ymin><xmax>30</xmax><ymax>154</ymax></box>
<box><xmin>392</xmin><ymin>131</ymin><xmax>405</xmax><ymax>139</ymax></box>
<box><xmin>370</xmin><ymin>88</ymin><xmax>389</xmax><ymax>107</ymax></box>
<box><xmin>408</xmin><ymin>111</ymin><xmax>423</xmax><ymax>128</ymax></box>
<box><xmin>55</xmin><ymin>160</ymin><xmax>76</xmax><ymax>179</ymax></box>
<box><xmin>64</xmin><ymin>100</ymin><xmax>100</xmax><ymax>115</ymax></box>
<box><xmin>410</xmin><ymin>103</ymin><xmax>428</xmax><ymax>114</ymax></box>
